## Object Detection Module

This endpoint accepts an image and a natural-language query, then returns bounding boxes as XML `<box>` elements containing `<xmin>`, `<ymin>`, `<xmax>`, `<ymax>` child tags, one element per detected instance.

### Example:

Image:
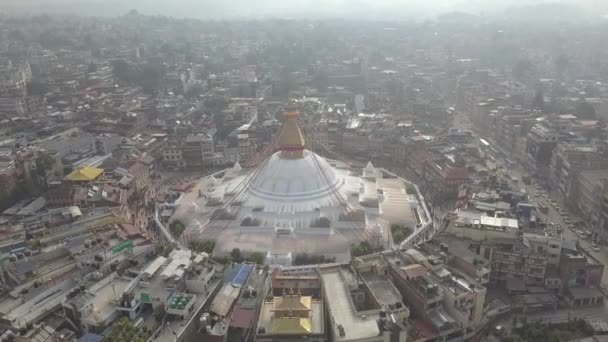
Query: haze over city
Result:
<box><xmin>3</xmin><ymin>0</ymin><xmax>608</xmax><ymax>19</ymax></box>
<box><xmin>2</xmin><ymin>1</ymin><xmax>608</xmax><ymax>342</ymax></box>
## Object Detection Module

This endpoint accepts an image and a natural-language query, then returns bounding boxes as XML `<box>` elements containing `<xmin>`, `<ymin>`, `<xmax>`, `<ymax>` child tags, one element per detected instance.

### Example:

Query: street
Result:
<box><xmin>451</xmin><ymin>106</ymin><xmax>608</xmax><ymax>288</ymax></box>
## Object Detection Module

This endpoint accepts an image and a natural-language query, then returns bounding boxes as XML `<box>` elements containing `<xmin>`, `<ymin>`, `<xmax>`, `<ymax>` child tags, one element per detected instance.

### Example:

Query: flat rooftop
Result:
<box><xmin>361</xmin><ymin>272</ymin><xmax>402</xmax><ymax>306</ymax></box>
<box><xmin>321</xmin><ymin>270</ymin><xmax>380</xmax><ymax>341</ymax></box>
<box><xmin>84</xmin><ymin>275</ymin><xmax>130</xmax><ymax>326</ymax></box>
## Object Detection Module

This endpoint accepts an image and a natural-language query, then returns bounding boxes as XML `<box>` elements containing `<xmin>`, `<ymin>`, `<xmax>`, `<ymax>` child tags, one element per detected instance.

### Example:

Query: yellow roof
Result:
<box><xmin>64</xmin><ymin>166</ymin><xmax>104</xmax><ymax>181</ymax></box>
<box><xmin>271</xmin><ymin>318</ymin><xmax>312</xmax><ymax>335</ymax></box>
<box><xmin>272</xmin><ymin>295</ymin><xmax>312</xmax><ymax>312</ymax></box>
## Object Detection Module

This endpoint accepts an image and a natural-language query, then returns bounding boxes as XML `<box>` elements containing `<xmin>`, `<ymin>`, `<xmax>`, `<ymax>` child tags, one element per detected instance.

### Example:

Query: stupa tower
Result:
<box><xmin>278</xmin><ymin>102</ymin><xmax>305</xmax><ymax>159</ymax></box>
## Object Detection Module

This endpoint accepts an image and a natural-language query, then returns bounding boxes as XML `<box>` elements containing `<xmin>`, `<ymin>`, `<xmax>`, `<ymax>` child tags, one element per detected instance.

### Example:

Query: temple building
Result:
<box><xmin>172</xmin><ymin>101</ymin><xmax>430</xmax><ymax>264</ymax></box>
<box><xmin>256</xmin><ymin>290</ymin><xmax>326</xmax><ymax>342</ymax></box>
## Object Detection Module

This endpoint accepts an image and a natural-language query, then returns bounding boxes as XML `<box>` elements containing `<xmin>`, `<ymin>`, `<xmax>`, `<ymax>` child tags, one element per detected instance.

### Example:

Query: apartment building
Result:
<box><xmin>479</xmin><ymin>237</ymin><xmax>547</xmax><ymax>287</ymax></box>
<box><xmin>550</xmin><ymin>143</ymin><xmax>608</xmax><ymax>207</ymax></box>
<box><xmin>526</xmin><ymin>124</ymin><xmax>559</xmax><ymax>179</ymax></box>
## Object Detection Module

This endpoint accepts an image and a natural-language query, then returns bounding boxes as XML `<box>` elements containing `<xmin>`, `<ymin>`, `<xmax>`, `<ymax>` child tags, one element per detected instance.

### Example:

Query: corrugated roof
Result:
<box><xmin>271</xmin><ymin>318</ymin><xmax>312</xmax><ymax>335</ymax></box>
<box><xmin>230</xmin><ymin>308</ymin><xmax>255</xmax><ymax>328</ymax></box>
<box><xmin>400</xmin><ymin>264</ymin><xmax>427</xmax><ymax>279</ymax></box>
<box><xmin>64</xmin><ymin>166</ymin><xmax>104</xmax><ymax>181</ymax></box>
<box><xmin>210</xmin><ymin>284</ymin><xmax>240</xmax><ymax>317</ymax></box>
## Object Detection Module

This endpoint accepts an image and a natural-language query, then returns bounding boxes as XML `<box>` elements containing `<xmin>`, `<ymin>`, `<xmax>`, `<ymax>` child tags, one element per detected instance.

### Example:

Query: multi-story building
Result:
<box><xmin>0</xmin><ymin>62</ymin><xmax>32</xmax><ymax>114</ymax></box>
<box><xmin>525</xmin><ymin>124</ymin><xmax>559</xmax><ymax>180</ymax></box>
<box><xmin>423</xmin><ymin>153</ymin><xmax>469</xmax><ymax>200</ymax></box>
<box><xmin>384</xmin><ymin>249</ymin><xmax>486</xmax><ymax>341</ymax></box>
<box><xmin>591</xmin><ymin>179</ymin><xmax>608</xmax><ymax>242</ymax></box>
<box><xmin>479</xmin><ymin>237</ymin><xmax>547</xmax><ymax>287</ymax></box>
<box><xmin>493</xmin><ymin>107</ymin><xmax>538</xmax><ymax>154</ymax></box>
<box><xmin>559</xmin><ymin>248</ymin><xmax>605</xmax><ymax>307</ymax></box>
<box><xmin>162</xmin><ymin>140</ymin><xmax>186</xmax><ymax>170</ymax></box>
<box><xmin>574</xmin><ymin>170</ymin><xmax>608</xmax><ymax>222</ymax></box>
<box><xmin>320</xmin><ymin>265</ymin><xmax>407</xmax><ymax>342</ymax></box>
<box><xmin>550</xmin><ymin>143</ymin><xmax>608</xmax><ymax>207</ymax></box>
<box><xmin>341</xmin><ymin>129</ymin><xmax>369</xmax><ymax>156</ymax></box>
<box><xmin>182</xmin><ymin>134</ymin><xmax>215</xmax><ymax>169</ymax></box>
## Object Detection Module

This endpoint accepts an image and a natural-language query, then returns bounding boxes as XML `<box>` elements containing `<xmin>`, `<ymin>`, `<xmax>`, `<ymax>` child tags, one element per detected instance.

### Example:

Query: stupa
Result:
<box><xmin>178</xmin><ymin>102</ymin><xmax>427</xmax><ymax>263</ymax></box>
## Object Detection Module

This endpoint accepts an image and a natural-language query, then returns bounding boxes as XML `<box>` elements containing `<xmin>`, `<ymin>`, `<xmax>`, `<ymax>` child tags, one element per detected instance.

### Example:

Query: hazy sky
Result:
<box><xmin>3</xmin><ymin>0</ymin><xmax>606</xmax><ymax>19</ymax></box>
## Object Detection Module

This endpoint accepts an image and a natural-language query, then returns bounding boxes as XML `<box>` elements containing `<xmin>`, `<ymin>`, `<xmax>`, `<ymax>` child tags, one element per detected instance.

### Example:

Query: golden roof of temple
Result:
<box><xmin>271</xmin><ymin>318</ymin><xmax>312</xmax><ymax>335</ymax></box>
<box><xmin>272</xmin><ymin>295</ymin><xmax>312</xmax><ymax>312</ymax></box>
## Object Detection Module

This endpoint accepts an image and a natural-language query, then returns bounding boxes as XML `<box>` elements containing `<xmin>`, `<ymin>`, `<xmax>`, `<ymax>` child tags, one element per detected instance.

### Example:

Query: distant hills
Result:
<box><xmin>2</xmin><ymin>0</ymin><xmax>607</xmax><ymax>20</ymax></box>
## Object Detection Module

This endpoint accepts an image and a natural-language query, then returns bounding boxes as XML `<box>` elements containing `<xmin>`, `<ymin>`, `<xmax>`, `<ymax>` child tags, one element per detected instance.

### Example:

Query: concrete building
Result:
<box><xmin>526</xmin><ymin>124</ymin><xmax>559</xmax><ymax>179</ymax></box>
<box><xmin>256</xmin><ymin>292</ymin><xmax>326</xmax><ymax>342</ymax></box>
<box><xmin>575</xmin><ymin>170</ymin><xmax>608</xmax><ymax>226</ymax></box>
<box><xmin>162</xmin><ymin>140</ymin><xmax>186</xmax><ymax>170</ymax></box>
<box><xmin>479</xmin><ymin>237</ymin><xmax>547</xmax><ymax>287</ymax></box>
<box><xmin>320</xmin><ymin>266</ymin><xmax>406</xmax><ymax>342</ymax></box>
<box><xmin>183</xmin><ymin>134</ymin><xmax>215</xmax><ymax>168</ymax></box>
<box><xmin>550</xmin><ymin>143</ymin><xmax>608</xmax><ymax>206</ymax></box>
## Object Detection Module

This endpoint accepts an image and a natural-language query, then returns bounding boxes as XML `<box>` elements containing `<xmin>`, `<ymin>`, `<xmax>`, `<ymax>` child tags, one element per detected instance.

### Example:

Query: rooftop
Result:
<box><xmin>64</xmin><ymin>166</ymin><xmax>104</xmax><ymax>182</ymax></box>
<box><xmin>360</xmin><ymin>272</ymin><xmax>402</xmax><ymax>306</ymax></box>
<box><xmin>257</xmin><ymin>298</ymin><xmax>324</xmax><ymax>336</ymax></box>
<box><xmin>321</xmin><ymin>270</ymin><xmax>380</xmax><ymax>341</ymax></box>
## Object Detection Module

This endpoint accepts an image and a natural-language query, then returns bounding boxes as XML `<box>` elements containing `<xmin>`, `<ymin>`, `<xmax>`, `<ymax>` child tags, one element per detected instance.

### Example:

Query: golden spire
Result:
<box><xmin>278</xmin><ymin>101</ymin><xmax>305</xmax><ymax>159</ymax></box>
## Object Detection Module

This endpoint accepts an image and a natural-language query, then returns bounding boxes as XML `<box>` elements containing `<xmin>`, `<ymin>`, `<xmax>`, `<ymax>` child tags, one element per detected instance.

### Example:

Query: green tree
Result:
<box><xmin>351</xmin><ymin>241</ymin><xmax>372</xmax><ymax>257</ymax></box>
<box><xmin>391</xmin><ymin>224</ymin><xmax>412</xmax><ymax>244</ymax></box>
<box><xmin>169</xmin><ymin>219</ymin><xmax>186</xmax><ymax>237</ymax></box>
<box><xmin>102</xmin><ymin>317</ymin><xmax>150</xmax><ymax>342</ymax></box>
<box><xmin>405</xmin><ymin>184</ymin><xmax>417</xmax><ymax>195</ymax></box>
<box><xmin>189</xmin><ymin>240</ymin><xmax>215</xmax><ymax>254</ymax></box>
<box><xmin>249</xmin><ymin>252</ymin><xmax>266</xmax><ymax>265</ymax></box>
<box><xmin>230</xmin><ymin>248</ymin><xmax>242</xmax><ymax>263</ymax></box>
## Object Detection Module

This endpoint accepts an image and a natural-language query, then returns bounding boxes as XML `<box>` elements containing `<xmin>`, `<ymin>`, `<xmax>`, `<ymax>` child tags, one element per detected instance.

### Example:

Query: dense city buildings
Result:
<box><xmin>1</xmin><ymin>4</ymin><xmax>608</xmax><ymax>342</ymax></box>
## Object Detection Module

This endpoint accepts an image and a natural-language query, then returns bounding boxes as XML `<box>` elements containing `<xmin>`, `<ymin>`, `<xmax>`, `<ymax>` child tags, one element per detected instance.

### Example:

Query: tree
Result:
<box><xmin>249</xmin><ymin>252</ymin><xmax>266</xmax><ymax>265</ymax></box>
<box><xmin>405</xmin><ymin>184</ymin><xmax>417</xmax><ymax>195</ymax></box>
<box><xmin>111</xmin><ymin>59</ymin><xmax>131</xmax><ymax>83</ymax></box>
<box><xmin>575</xmin><ymin>100</ymin><xmax>597</xmax><ymax>120</ymax></box>
<box><xmin>102</xmin><ymin>317</ymin><xmax>149</xmax><ymax>342</ymax></box>
<box><xmin>351</xmin><ymin>241</ymin><xmax>372</xmax><ymax>257</ymax></box>
<box><xmin>391</xmin><ymin>224</ymin><xmax>412</xmax><ymax>244</ymax></box>
<box><xmin>189</xmin><ymin>240</ymin><xmax>215</xmax><ymax>254</ymax></box>
<box><xmin>293</xmin><ymin>253</ymin><xmax>335</xmax><ymax>266</ymax></box>
<box><xmin>169</xmin><ymin>220</ymin><xmax>186</xmax><ymax>237</ymax></box>
<box><xmin>230</xmin><ymin>248</ymin><xmax>242</xmax><ymax>263</ymax></box>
